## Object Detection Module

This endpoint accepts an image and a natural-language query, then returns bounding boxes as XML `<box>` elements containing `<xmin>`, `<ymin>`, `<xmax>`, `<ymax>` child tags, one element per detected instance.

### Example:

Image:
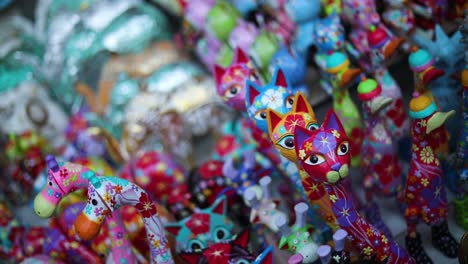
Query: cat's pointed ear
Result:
<box><xmin>234</xmin><ymin>47</ymin><xmax>249</xmax><ymax>64</ymax></box>
<box><xmin>323</xmin><ymin>109</ymin><xmax>345</xmax><ymax>133</ymax></box>
<box><xmin>246</xmin><ymin>81</ymin><xmax>261</xmax><ymax>106</ymax></box>
<box><xmin>164</xmin><ymin>223</ymin><xmax>182</xmax><ymax>236</ymax></box>
<box><xmin>294</xmin><ymin>126</ymin><xmax>314</xmax><ymax>151</ymax></box>
<box><xmin>180</xmin><ymin>252</ymin><xmax>202</xmax><ymax>264</ymax></box>
<box><xmin>256</xmin><ymin>246</ymin><xmax>274</xmax><ymax>264</ymax></box>
<box><xmin>293</xmin><ymin>93</ymin><xmax>314</xmax><ymax>115</ymax></box>
<box><xmin>266</xmin><ymin>109</ymin><xmax>284</xmax><ymax>137</ymax></box>
<box><xmin>213</xmin><ymin>64</ymin><xmax>226</xmax><ymax>88</ymax></box>
<box><xmin>272</xmin><ymin>67</ymin><xmax>289</xmax><ymax>88</ymax></box>
<box><xmin>211</xmin><ymin>195</ymin><xmax>227</xmax><ymax>215</ymax></box>
<box><xmin>233</xmin><ymin>230</ymin><xmax>250</xmax><ymax>248</ymax></box>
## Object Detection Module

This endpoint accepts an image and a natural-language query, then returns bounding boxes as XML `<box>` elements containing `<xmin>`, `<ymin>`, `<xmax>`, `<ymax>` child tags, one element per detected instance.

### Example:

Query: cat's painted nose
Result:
<box><xmin>331</xmin><ymin>163</ymin><xmax>341</xmax><ymax>171</ymax></box>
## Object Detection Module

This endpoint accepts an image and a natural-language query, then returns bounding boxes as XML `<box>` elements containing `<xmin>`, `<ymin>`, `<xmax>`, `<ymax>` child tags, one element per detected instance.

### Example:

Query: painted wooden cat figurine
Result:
<box><xmin>266</xmin><ymin>92</ymin><xmax>338</xmax><ymax>230</ymax></box>
<box><xmin>294</xmin><ymin>110</ymin><xmax>415</xmax><ymax>263</ymax></box>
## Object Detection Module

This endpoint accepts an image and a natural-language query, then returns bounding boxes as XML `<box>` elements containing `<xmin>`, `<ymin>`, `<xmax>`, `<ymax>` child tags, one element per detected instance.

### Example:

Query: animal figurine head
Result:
<box><xmin>184</xmin><ymin>0</ymin><xmax>216</xmax><ymax>30</ymax></box>
<box><xmin>180</xmin><ymin>230</ymin><xmax>274</xmax><ymax>264</ymax></box>
<box><xmin>285</xmin><ymin>0</ymin><xmax>321</xmax><ymax>24</ymax></box>
<box><xmin>249</xmin><ymin>30</ymin><xmax>280</xmax><ymax>72</ymax></box>
<box><xmin>294</xmin><ymin>110</ymin><xmax>351</xmax><ymax>184</ymax></box>
<box><xmin>206</xmin><ymin>0</ymin><xmax>240</xmax><ymax>41</ymax></box>
<box><xmin>73</xmin><ymin>174</ymin><xmax>174</xmax><ymax>263</ymax></box>
<box><xmin>165</xmin><ymin>196</ymin><xmax>235</xmax><ymax>253</ymax></box>
<box><xmin>228</xmin><ymin>20</ymin><xmax>259</xmax><ymax>52</ymax></box>
<box><xmin>325</xmin><ymin>52</ymin><xmax>362</xmax><ymax>88</ymax></box>
<box><xmin>214</xmin><ymin>48</ymin><xmax>261</xmax><ymax>111</ymax></box>
<box><xmin>275</xmin><ymin>202</ymin><xmax>319</xmax><ymax>263</ymax></box>
<box><xmin>313</xmin><ymin>13</ymin><xmax>346</xmax><ymax>54</ymax></box>
<box><xmin>245</xmin><ymin>67</ymin><xmax>295</xmax><ymax>133</ymax></box>
<box><xmin>243</xmin><ymin>176</ymin><xmax>287</xmax><ymax>232</ymax></box>
<box><xmin>367</xmin><ymin>24</ymin><xmax>403</xmax><ymax>61</ymax></box>
<box><xmin>409</xmin><ymin>47</ymin><xmax>445</xmax><ymax>87</ymax></box>
<box><xmin>34</xmin><ymin>156</ymin><xmax>92</xmax><ymax>218</ymax></box>
<box><xmin>357</xmin><ymin>78</ymin><xmax>393</xmax><ymax>116</ymax></box>
<box><xmin>408</xmin><ymin>94</ymin><xmax>455</xmax><ymax>137</ymax></box>
<box><xmin>342</xmin><ymin>0</ymin><xmax>380</xmax><ymax>29</ymax></box>
<box><xmin>269</xmin><ymin>45</ymin><xmax>307</xmax><ymax>87</ymax></box>
<box><xmin>266</xmin><ymin>93</ymin><xmax>318</xmax><ymax>162</ymax></box>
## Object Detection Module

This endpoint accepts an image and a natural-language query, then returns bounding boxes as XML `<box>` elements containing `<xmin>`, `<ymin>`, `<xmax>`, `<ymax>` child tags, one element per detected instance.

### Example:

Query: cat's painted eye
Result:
<box><xmin>285</xmin><ymin>95</ymin><xmax>295</xmax><ymax>108</ymax></box>
<box><xmin>337</xmin><ymin>141</ymin><xmax>349</xmax><ymax>156</ymax></box>
<box><xmin>278</xmin><ymin>135</ymin><xmax>295</xmax><ymax>149</ymax></box>
<box><xmin>187</xmin><ymin>239</ymin><xmax>206</xmax><ymax>252</ymax></box>
<box><xmin>225</xmin><ymin>84</ymin><xmax>242</xmax><ymax>98</ymax></box>
<box><xmin>305</xmin><ymin>154</ymin><xmax>325</xmax><ymax>165</ymax></box>
<box><xmin>307</xmin><ymin>124</ymin><xmax>319</xmax><ymax>131</ymax></box>
<box><xmin>213</xmin><ymin>226</ymin><xmax>231</xmax><ymax>242</ymax></box>
<box><xmin>254</xmin><ymin>110</ymin><xmax>268</xmax><ymax>120</ymax></box>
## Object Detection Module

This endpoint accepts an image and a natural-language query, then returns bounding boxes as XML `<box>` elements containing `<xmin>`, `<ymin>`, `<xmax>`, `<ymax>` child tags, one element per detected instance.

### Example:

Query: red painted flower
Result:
<box><xmin>374</xmin><ymin>154</ymin><xmax>401</xmax><ymax>186</ymax></box>
<box><xmin>135</xmin><ymin>192</ymin><xmax>158</xmax><ymax>218</ymax></box>
<box><xmin>202</xmin><ymin>243</ymin><xmax>231</xmax><ymax>263</ymax></box>
<box><xmin>199</xmin><ymin>160</ymin><xmax>224</xmax><ymax>179</ymax></box>
<box><xmin>284</xmin><ymin>114</ymin><xmax>306</xmax><ymax>132</ymax></box>
<box><xmin>59</xmin><ymin>168</ymin><xmax>69</xmax><ymax>178</ymax></box>
<box><xmin>386</xmin><ymin>99</ymin><xmax>407</xmax><ymax>127</ymax></box>
<box><xmin>215</xmin><ymin>136</ymin><xmax>238</xmax><ymax>157</ymax></box>
<box><xmin>302</xmin><ymin>176</ymin><xmax>326</xmax><ymax>200</ymax></box>
<box><xmin>185</xmin><ymin>213</ymin><xmax>210</xmax><ymax>236</ymax></box>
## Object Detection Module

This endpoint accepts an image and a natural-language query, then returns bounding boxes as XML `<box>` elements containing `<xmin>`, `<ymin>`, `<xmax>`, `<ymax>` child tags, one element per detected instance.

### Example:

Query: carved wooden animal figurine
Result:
<box><xmin>294</xmin><ymin>110</ymin><xmax>415</xmax><ymax>263</ymax></box>
<box><xmin>404</xmin><ymin>94</ymin><xmax>459</xmax><ymax>263</ymax></box>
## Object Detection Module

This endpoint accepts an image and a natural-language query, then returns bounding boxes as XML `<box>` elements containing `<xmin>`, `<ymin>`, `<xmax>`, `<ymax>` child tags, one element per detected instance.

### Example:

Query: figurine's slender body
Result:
<box><xmin>73</xmin><ymin>173</ymin><xmax>174</xmax><ymax>264</ymax></box>
<box><xmin>325</xmin><ymin>52</ymin><xmax>363</xmax><ymax>167</ymax></box>
<box><xmin>294</xmin><ymin>110</ymin><xmax>415</xmax><ymax>263</ymax></box>
<box><xmin>357</xmin><ymin>78</ymin><xmax>403</xmax><ymax>238</ymax></box>
<box><xmin>404</xmin><ymin>95</ymin><xmax>459</xmax><ymax>263</ymax></box>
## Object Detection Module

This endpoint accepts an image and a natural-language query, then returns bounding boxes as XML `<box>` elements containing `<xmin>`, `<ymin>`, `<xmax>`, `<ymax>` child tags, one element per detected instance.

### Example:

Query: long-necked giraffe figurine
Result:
<box><xmin>294</xmin><ymin>110</ymin><xmax>415</xmax><ymax>263</ymax></box>
<box><xmin>403</xmin><ymin>94</ymin><xmax>459</xmax><ymax>263</ymax></box>
<box><xmin>357</xmin><ymin>78</ymin><xmax>404</xmax><ymax>238</ymax></box>
<box><xmin>72</xmin><ymin>171</ymin><xmax>175</xmax><ymax>263</ymax></box>
<box><xmin>33</xmin><ymin>156</ymin><xmax>140</xmax><ymax>264</ymax></box>
<box><xmin>324</xmin><ymin>51</ymin><xmax>364</xmax><ymax>167</ymax></box>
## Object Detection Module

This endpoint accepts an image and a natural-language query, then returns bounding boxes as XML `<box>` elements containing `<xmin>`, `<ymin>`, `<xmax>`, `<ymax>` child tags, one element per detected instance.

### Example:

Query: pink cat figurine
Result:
<box><xmin>294</xmin><ymin>110</ymin><xmax>415</xmax><ymax>263</ymax></box>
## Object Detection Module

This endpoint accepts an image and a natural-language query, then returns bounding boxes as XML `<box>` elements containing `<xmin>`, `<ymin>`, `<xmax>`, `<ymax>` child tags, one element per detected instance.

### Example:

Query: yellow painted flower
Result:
<box><xmin>363</xmin><ymin>246</ymin><xmax>373</xmax><ymax>256</ymax></box>
<box><xmin>332</xmin><ymin>129</ymin><xmax>340</xmax><ymax>138</ymax></box>
<box><xmin>421</xmin><ymin>178</ymin><xmax>429</xmax><ymax>187</ymax></box>
<box><xmin>329</xmin><ymin>194</ymin><xmax>338</xmax><ymax>203</ymax></box>
<box><xmin>420</xmin><ymin>146</ymin><xmax>434</xmax><ymax>164</ymax></box>
<box><xmin>304</xmin><ymin>141</ymin><xmax>313</xmax><ymax>151</ymax></box>
<box><xmin>381</xmin><ymin>235</ymin><xmax>388</xmax><ymax>244</ymax></box>
<box><xmin>366</xmin><ymin>228</ymin><xmax>373</xmax><ymax>236</ymax></box>
<box><xmin>153</xmin><ymin>239</ymin><xmax>161</xmax><ymax>248</ymax></box>
<box><xmin>103</xmin><ymin>192</ymin><xmax>112</xmax><ymax>202</ymax></box>
<box><xmin>299</xmin><ymin>149</ymin><xmax>306</xmax><ymax>159</ymax></box>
